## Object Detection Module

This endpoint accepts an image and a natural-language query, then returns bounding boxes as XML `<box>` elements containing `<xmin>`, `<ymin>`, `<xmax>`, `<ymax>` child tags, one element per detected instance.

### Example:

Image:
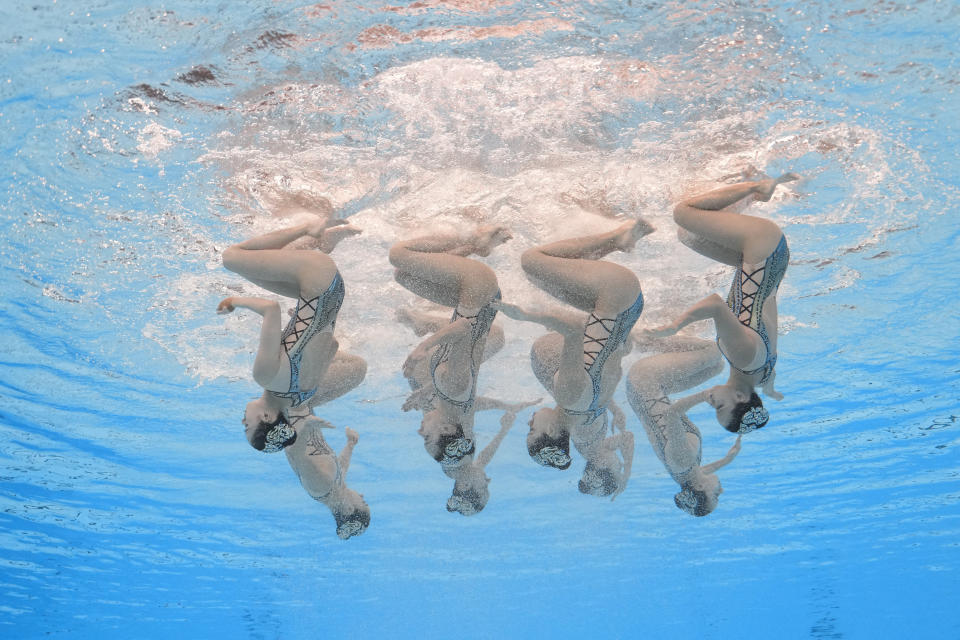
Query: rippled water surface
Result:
<box><xmin>1</xmin><ymin>1</ymin><xmax>958</xmax><ymax>638</ymax></box>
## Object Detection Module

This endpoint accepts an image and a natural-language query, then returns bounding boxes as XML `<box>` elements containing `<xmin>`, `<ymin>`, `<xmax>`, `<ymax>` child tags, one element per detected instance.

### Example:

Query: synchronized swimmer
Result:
<box><xmin>218</xmin><ymin>203</ymin><xmax>369</xmax><ymax>539</ymax></box>
<box><xmin>217</xmin><ymin>172</ymin><xmax>798</xmax><ymax>536</ymax></box>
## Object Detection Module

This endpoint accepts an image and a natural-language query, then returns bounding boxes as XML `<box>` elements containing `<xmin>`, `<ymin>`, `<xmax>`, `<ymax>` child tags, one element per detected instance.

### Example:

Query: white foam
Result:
<box><xmin>136</xmin><ymin>122</ymin><xmax>182</xmax><ymax>157</ymax></box>
<box><xmin>160</xmin><ymin>53</ymin><xmax>917</xmax><ymax>395</ymax></box>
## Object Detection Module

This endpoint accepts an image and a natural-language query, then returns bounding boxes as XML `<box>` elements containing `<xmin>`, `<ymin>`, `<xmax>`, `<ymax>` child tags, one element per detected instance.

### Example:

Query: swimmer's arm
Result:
<box><xmin>761</xmin><ymin>368</ymin><xmax>784</xmax><ymax>401</ymax></box>
<box><xmin>609</xmin><ymin>400</ymin><xmax>626</xmax><ymax>433</ymax></box>
<box><xmin>669</xmin><ymin>389</ymin><xmax>709</xmax><ymax>414</ymax></box>
<box><xmin>338</xmin><ymin>428</ymin><xmax>359</xmax><ymax>479</ymax></box>
<box><xmin>476</xmin><ymin>411</ymin><xmax>516</xmax><ymax>469</ymax></box>
<box><xmin>701</xmin><ymin>436</ymin><xmax>742</xmax><ymax>474</ymax></box>
<box><xmin>402</xmin><ymin>386</ymin><xmax>434</xmax><ymax>412</ymax></box>
<box><xmin>493</xmin><ymin>301</ymin><xmax>581</xmax><ymax>335</ymax></box>
<box><xmin>629</xmin><ymin>331</ymin><xmax>716</xmax><ymax>355</ymax></box>
<box><xmin>219</xmin><ymin>296</ymin><xmax>283</xmax><ymax>386</ymax></box>
<box><xmin>647</xmin><ymin>293</ymin><xmax>733</xmax><ymax>337</ymax></box>
<box><xmin>403</xmin><ymin>318</ymin><xmax>472</xmax><ymax>371</ymax></box>
<box><xmin>604</xmin><ymin>431</ymin><xmax>634</xmax><ymax>501</ymax></box>
<box><xmin>473</xmin><ymin>396</ymin><xmax>541</xmax><ymax>414</ymax></box>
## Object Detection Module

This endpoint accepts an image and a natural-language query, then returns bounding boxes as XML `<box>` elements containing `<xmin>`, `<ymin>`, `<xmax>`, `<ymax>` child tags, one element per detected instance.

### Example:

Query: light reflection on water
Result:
<box><xmin>0</xmin><ymin>0</ymin><xmax>958</xmax><ymax>637</ymax></box>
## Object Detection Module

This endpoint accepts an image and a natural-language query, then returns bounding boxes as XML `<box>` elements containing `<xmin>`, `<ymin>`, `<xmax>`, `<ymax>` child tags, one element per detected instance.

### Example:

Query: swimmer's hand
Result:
<box><xmin>345</xmin><ymin>427</ymin><xmax>359</xmax><ymax>445</ymax></box>
<box><xmin>505</xmin><ymin>397</ymin><xmax>541</xmax><ymax>413</ymax></box>
<box><xmin>642</xmin><ymin>321</ymin><xmax>680</xmax><ymax>339</ymax></box>
<box><xmin>304</xmin><ymin>416</ymin><xmax>336</xmax><ymax>430</ymax></box>
<box><xmin>611</xmin><ymin>404</ymin><xmax>627</xmax><ymax>433</ymax></box>
<box><xmin>216</xmin><ymin>297</ymin><xmax>236</xmax><ymax>314</ymax></box>
<box><xmin>402</xmin><ymin>386</ymin><xmax>434</xmax><ymax>412</ymax></box>
<box><xmin>702</xmin><ymin>435</ymin><xmax>742</xmax><ymax>474</ymax></box>
<box><xmin>402</xmin><ymin>346</ymin><xmax>430</xmax><ymax>377</ymax></box>
<box><xmin>491</xmin><ymin>300</ymin><xmax>527</xmax><ymax>321</ymax></box>
<box><xmin>761</xmin><ymin>370</ymin><xmax>784</xmax><ymax>401</ymax></box>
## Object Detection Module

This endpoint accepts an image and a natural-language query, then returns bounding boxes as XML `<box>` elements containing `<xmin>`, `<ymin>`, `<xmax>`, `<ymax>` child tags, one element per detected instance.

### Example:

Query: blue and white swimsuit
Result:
<box><xmin>718</xmin><ymin>235</ymin><xmax>789</xmax><ymax>385</ymax></box>
<box><xmin>270</xmin><ymin>272</ymin><xmax>345</xmax><ymax>408</ymax></box>
<box><xmin>564</xmin><ymin>291</ymin><xmax>644</xmax><ymax>423</ymax></box>
<box><xmin>429</xmin><ymin>291</ymin><xmax>501</xmax><ymax>412</ymax></box>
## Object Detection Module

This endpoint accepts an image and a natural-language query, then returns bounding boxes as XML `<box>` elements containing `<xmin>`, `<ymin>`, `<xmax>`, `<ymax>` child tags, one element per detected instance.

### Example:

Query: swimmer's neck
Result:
<box><xmin>726</xmin><ymin>369</ymin><xmax>755</xmax><ymax>392</ymax></box>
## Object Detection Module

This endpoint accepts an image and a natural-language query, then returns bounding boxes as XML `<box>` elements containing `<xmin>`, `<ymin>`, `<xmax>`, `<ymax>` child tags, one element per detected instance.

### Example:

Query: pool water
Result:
<box><xmin>1</xmin><ymin>1</ymin><xmax>958</xmax><ymax>638</ymax></box>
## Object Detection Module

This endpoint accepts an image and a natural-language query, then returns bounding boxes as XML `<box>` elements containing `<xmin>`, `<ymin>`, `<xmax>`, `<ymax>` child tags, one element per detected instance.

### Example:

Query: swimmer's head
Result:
<box><xmin>419</xmin><ymin>414</ymin><xmax>475</xmax><ymax>466</ymax></box>
<box><xmin>578</xmin><ymin>461</ymin><xmax>618</xmax><ymax>497</ymax></box>
<box><xmin>707</xmin><ymin>386</ymin><xmax>769</xmax><ymax>434</ymax></box>
<box><xmin>446</xmin><ymin>483</ymin><xmax>488</xmax><ymax>517</ymax></box>
<box><xmin>333</xmin><ymin>491</ymin><xmax>370</xmax><ymax>540</ymax></box>
<box><xmin>727</xmin><ymin>394</ymin><xmax>769</xmax><ymax>434</ymax></box>
<box><xmin>526</xmin><ymin>408</ymin><xmax>571</xmax><ymax>470</ymax></box>
<box><xmin>243</xmin><ymin>399</ymin><xmax>296</xmax><ymax>452</ymax></box>
<box><xmin>674</xmin><ymin>472</ymin><xmax>722</xmax><ymax>517</ymax></box>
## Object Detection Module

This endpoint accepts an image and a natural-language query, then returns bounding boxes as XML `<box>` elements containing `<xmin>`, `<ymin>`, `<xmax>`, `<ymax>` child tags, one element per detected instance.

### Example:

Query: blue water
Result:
<box><xmin>1</xmin><ymin>1</ymin><xmax>958</xmax><ymax>638</ymax></box>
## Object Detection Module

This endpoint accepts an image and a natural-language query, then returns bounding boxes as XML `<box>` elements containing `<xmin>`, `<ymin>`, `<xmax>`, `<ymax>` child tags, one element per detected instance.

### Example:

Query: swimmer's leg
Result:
<box><xmin>520</xmin><ymin>222</ymin><xmax>647</xmax><ymax>314</ymax></box>
<box><xmin>309</xmin><ymin>352</ymin><xmax>367</xmax><ymax>407</ymax></box>
<box><xmin>673</xmin><ymin>174</ymin><xmax>797</xmax><ymax>264</ymax></box>
<box><xmin>222</xmin><ymin>223</ymin><xmax>339</xmax><ymax>298</ymax></box>
<box><xmin>389</xmin><ymin>233</ymin><xmax>500</xmax><ymax>311</ymax></box>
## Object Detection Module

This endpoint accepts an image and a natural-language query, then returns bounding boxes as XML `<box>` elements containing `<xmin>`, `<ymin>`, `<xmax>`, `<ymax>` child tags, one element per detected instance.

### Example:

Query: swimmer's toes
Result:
<box><xmin>471</xmin><ymin>225</ymin><xmax>511</xmax><ymax>255</ymax></box>
<box><xmin>778</xmin><ymin>172</ymin><xmax>801</xmax><ymax>183</ymax></box>
<box><xmin>614</xmin><ymin>219</ymin><xmax>651</xmax><ymax>251</ymax></box>
<box><xmin>634</xmin><ymin>217</ymin><xmax>656</xmax><ymax>238</ymax></box>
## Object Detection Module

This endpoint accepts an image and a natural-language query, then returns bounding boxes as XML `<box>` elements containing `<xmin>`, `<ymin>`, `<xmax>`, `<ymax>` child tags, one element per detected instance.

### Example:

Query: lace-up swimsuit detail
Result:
<box><xmin>642</xmin><ymin>394</ymin><xmax>702</xmax><ymax>466</ymax></box>
<box><xmin>429</xmin><ymin>291</ymin><xmax>500</xmax><ymax>412</ymax></box>
<box><xmin>304</xmin><ymin>424</ymin><xmax>342</xmax><ymax>501</ymax></box>
<box><xmin>270</xmin><ymin>272</ymin><xmax>345</xmax><ymax>408</ymax></box>
<box><xmin>564</xmin><ymin>291</ymin><xmax>644</xmax><ymax>423</ymax></box>
<box><xmin>718</xmin><ymin>235</ymin><xmax>789</xmax><ymax>385</ymax></box>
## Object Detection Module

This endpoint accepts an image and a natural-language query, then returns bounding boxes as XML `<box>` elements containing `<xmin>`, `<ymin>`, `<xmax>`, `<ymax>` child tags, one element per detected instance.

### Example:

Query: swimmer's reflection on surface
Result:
<box><xmin>495</xmin><ymin>220</ymin><xmax>654</xmax><ymax>500</ymax></box>
<box><xmin>217</xmin><ymin>205</ymin><xmax>369</xmax><ymax>538</ymax></box>
<box><xmin>644</xmin><ymin>173</ymin><xmax>798</xmax><ymax>434</ymax></box>
<box><xmin>390</xmin><ymin>225</ymin><xmax>537</xmax><ymax>514</ymax></box>
<box><xmin>626</xmin><ymin>335</ymin><xmax>742</xmax><ymax>517</ymax></box>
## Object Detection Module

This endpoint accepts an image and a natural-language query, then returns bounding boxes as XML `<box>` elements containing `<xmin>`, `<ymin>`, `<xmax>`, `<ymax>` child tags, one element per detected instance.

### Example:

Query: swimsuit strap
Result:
<box><xmin>640</xmin><ymin>393</ymin><xmax>702</xmax><ymax>465</ymax></box>
<box><xmin>733</xmin><ymin>264</ymin><xmax>766</xmax><ymax>328</ymax></box>
<box><xmin>720</xmin><ymin>236</ymin><xmax>789</xmax><ymax>386</ymax></box>
<box><xmin>567</xmin><ymin>292</ymin><xmax>644</xmax><ymax>422</ymax></box>
<box><xmin>271</xmin><ymin>272</ymin><xmax>345</xmax><ymax>407</ymax></box>
<box><xmin>583</xmin><ymin>314</ymin><xmax>618</xmax><ymax>369</ymax></box>
<box><xmin>305</xmin><ymin>423</ymin><xmax>342</xmax><ymax>500</ymax></box>
<box><xmin>430</xmin><ymin>290</ymin><xmax>501</xmax><ymax>412</ymax></box>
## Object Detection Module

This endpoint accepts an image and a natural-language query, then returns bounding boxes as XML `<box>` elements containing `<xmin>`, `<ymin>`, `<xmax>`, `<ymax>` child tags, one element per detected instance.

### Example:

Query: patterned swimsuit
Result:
<box><xmin>717</xmin><ymin>235</ymin><xmax>789</xmax><ymax>385</ymax></box>
<box><xmin>641</xmin><ymin>393</ymin><xmax>702</xmax><ymax>468</ymax></box>
<box><xmin>429</xmin><ymin>291</ymin><xmax>500</xmax><ymax>412</ymax></box>
<box><xmin>269</xmin><ymin>272</ymin><xmax>344</xmax><ymax>408</ymax></box>
<box><xmin>564</xmin><ymin>291</ymin><xmax>644</xmax><ymax>423</ymax></box>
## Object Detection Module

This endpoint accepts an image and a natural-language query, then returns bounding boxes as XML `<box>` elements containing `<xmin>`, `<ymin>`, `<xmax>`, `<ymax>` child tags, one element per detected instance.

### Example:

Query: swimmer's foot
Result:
<box><xmin>319</xmin><ymin>224</ymin><xmax>362</xmax><ymax>253</ymax></box>
<box><xmin>469</xmin><ymin>225</ymin><xmax>513</xmax><ymax>256</ymax></box>
<box><xmin>612</xmin><ymin>218</ymin><xmax>655</xmax><ymax>252</ymax></box>
<box><xmin>395</xmin><ymin>306</ymin><xmax>442</xmax><ymax>336</ymax></box>
<box><xmin>753</xmin><ymin>172</ymin><xmax>800</xmax><ymax>202</ymax></box>
<box><xmin>304</xmin><ymin>214</ymin><xmax>349</xmax><ymax>238</ymax></box>
<box><xmin>276</xmin><ymin>190</ymin><xmax>335</xmax><ymax>219</ymax></box>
